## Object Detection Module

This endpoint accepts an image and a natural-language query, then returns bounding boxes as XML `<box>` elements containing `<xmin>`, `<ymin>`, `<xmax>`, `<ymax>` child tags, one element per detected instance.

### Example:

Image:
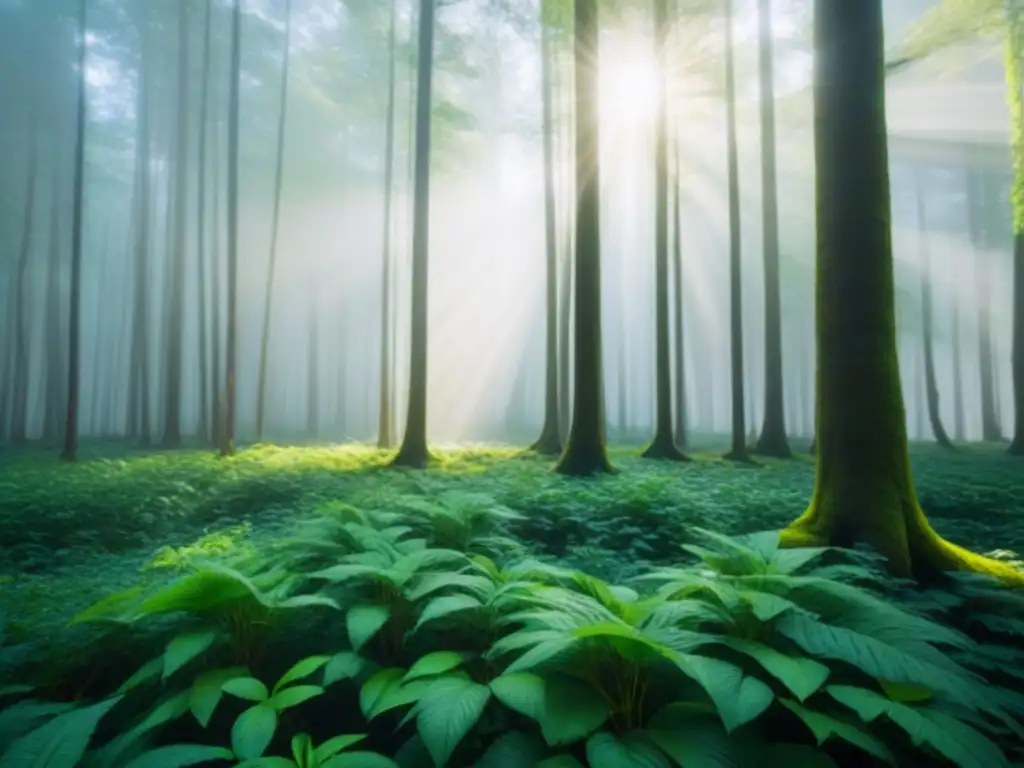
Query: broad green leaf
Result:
<box><xmin>314</xmin><ymin>734</ymin><xmax>366</xmax><ymax>762</ymax></box>
<box><xmin>405</xmin><ymin>573</ymin><xmax>493</xmax><ymax>602</ymax></box>
<box><xmin>489</xmin><ymin>673</ymin><xmax>545</xmax><ymax>721</ymax></box>
<box><xmin>323</xmin><ymin>652</ymin><xmax>367</xmax><ymax>686</ymax></box>
<box><xmin>0</xmin><ymin>686</ymin><xmax>34</xmax><ymax>699</ymax></box>
<box><xmin>647</xmin><ymin>706</ymin><xmax>747</xmax><ymax>767</ymax></box>
<box><xmin>779</xmin><ymin>698</ymin><xmax>895</xmax><ymax>764</ymax></box>
<box><xmin>405</xmin><ymin>652</ymin><xmax>467</xmax><ymax>682</ymax></box>
<box><xmin>123</xmin><ymin>744</ymin><xmax>235</xmax><ymax>768</ymax></box>
<box><xmin>0</xmin><ymin>701</ymin><xmax>76</xmax><ymax>748</ymax></box>
<box><xmin>737</xmin><ymin>591</ymin><xmax>799</xmax><ymax>622</ymax></box>
<box><xmin>879</xmin><ymin>679</ymin><xmax>932</xmax><ymax>703</ymax></box>
<box><xmin>474</xmin><ymin>731</ymin><xmax>546</xmax><ymax>768</ymax></box>
<box><xmin>276</xmin><ymin>656</ymin><xmax>331</xmax><ymax>692</ymax></box>
<box><xmin>492</xmin><ymin>672</ymin><xmax>609</xmax><ymax>747</ymax></box>
<box><xmin>535</xmin><ymin>758</ymin><xmax>585</xmax><ymax>768</ymax></box>
<box><xmin>292</xmin><ymin>733</ymin><xmax>315</xmax><ymax>767</ymax></box>
<box><xmin>347</xmin><ymin>605</ymin><xmax>391</xmax><ymax>651</ymax></box>
<box><xmin>234</xmin><ymin>759</ymin><xmax>295</xmax><ymax>768</ymax></box>
<box><xmin>828</xmin><ymin>686</ymin><xmax>1009</xmax><ymax>768</ymax></box>
<box><xmin>360</xmin><ymin>669</ymin><xmax>406</xmax><ymax>719</ymax></box>
<box><xmin>269</xmin><ymin>685</ymin><xmax>324</xmax><ymax>711</ymax></box>
<box><xmin>0</xmin><ymin>696</ymin><xmax>121</xmax><ymax>768</ymax></box>
<box><xmin>231</xmin><ymin>704</ymin><xmax>278</xmax><ymax>761</ymax></box>
<box><xmin>223</xmin><ymin>677</ymin><xmax>270</xmax><ymax>703</ymax></box>
<box><xmin>163</xmin><ymin>631</ymin><xmax>218</xmax><ymax>679</ymax></box>
<box><xmin>369</xmin><ymin>678</ymin><xmax>437</xmax><ymax>719</ymax></box>
<box><xmin>413</xmin><ymin>676</ymin><xmax>491</xmax><ymax>767</ymax></box>
<box><xmin>585</xmin><ymin>731</ymin><xmax>670</xmax><ymax>767</ymax></box>
<box><xmin>319</xmin><ymin>753</ymin><xmax>399</xmax><ymax>768</ymax></box>
<box><xmin>412</xmin><ymin>595</ymin><xmax>483</xmax><ymax>633</ymax></box>
<box><xmin>503</xmin><ymin>637</ymin><xmax>578</xmax><ymax>674</ymax></box>
<box><xmin>190</xmin><ymin>667</ymin><xmax>249</xmax><ymax>728</ymax></box>
<box><xmin>670</xmin><ymin>654</ymin><xmax>774</xmax><ymax>732</ymax></box>
<box><xmin>723</xmin><ymin>639</ymin><xmax>829</xmax><ymax>702</ymax></box>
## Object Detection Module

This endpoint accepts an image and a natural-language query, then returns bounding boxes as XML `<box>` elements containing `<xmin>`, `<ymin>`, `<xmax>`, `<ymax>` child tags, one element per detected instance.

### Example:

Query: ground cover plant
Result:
<box><xmin>2</xmin><ymin>441</ymin><xmax>1024</xmax><ymax>767</ymax></box>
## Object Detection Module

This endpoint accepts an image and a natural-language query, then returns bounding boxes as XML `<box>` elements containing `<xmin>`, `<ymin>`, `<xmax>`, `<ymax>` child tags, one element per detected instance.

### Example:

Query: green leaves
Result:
<box><xmin>231</xmin><ymin>704</ymin><xmax>278</xmax><ymax>760</ymax></box>
<box><xmin>163</xmin><ymin>631</ymin><xmax>218</xmax><ymax>679</ymax></box>
<box><xmin>347</xmin><ymin>605</ymin><xmax>390</xmax><ymax>651</ymax></box>
<box><xmin>0</xmin><ymin>697</ymin><xmax>121</xmax><ymax>768</ymax></box>
<box><xmin>411</xmin><ymin>677</ymin><xmax>491</xmax><ymax>767</ymax></box>
<box><xmin>670</xmin><ymin>654</ymin><xmax>774</xmax><ymax>732</ymax></box>
<box><xmin>223</xmin><ymin>677</ymin><xmax>270</xmax><ymax>703</ymax></box>
<box><xmin>123</xmin><ymin>745</ymin><xmax>234</xmax><ymax>768</ymax></box>
<box><xmin>490</xmin><ymin>672</ymin><xmax>609</xmax><ymax>746</ymax></box>
<box><xmin>585</xmin><ymin>732</ymin><xmax>669</xmax><ymax>767</ymax></box>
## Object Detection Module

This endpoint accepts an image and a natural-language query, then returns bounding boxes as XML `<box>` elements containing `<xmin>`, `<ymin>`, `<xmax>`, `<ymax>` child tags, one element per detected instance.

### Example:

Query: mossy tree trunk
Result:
<box><xmin>914</xmin><ymin>171</ymin><xmax>954</xmax><ymax>449</ymax></box>
<box><xmin>1006</xmin><ymin>0</ymin><xmax>1024</xmax><ymax>453</ymax></box>
<box><xmin>723</xmin><ymin>0</ymin><xmax>748</xmax><ymax>462</ymax></box>
<box><xmin>754</xmin><ymin>0</ymin><xmax>791</xmax><ymax>458</ymax></box>
<box><xmin>556</xmin><ymin>0</ymin><xmax>613</xmax><ymax>476</ymax></box>
<box><xmin>532</xmin><ymin>9</ymin><xmax>562</xmax><ymax>456</ymax></box>
<box><xmin>643</xmin><ymin>0</ymin><xmax>687</xmax><ymax>461</ymax></box>
<box><xmin>393</xmin><ymin>0</ymin><xmax>437</xmax><ymax>469</ymax></box>
<box><xmin>780</xmin><ymin>0</ymin><xmax>1022</xmax><ymax>585</ymax></box>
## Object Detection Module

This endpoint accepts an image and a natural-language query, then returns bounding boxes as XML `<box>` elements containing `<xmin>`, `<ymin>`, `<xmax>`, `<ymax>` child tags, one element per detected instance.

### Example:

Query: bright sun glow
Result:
<box><xmin>599</xmin><ymin>35</ymin><xmax>660</xmax><ymax>132</ymax></box>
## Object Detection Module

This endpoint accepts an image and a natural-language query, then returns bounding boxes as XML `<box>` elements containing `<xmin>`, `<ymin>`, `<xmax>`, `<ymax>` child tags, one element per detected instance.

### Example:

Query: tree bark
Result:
<box><xmin>1005</xmin><ymin>0</ymin><xmax>1024</xmax><ymax>453</ymax></box>
<box><xmin>392</xmin><ymin>0</ymin><xmax>437</xmax><ymax>468</ymax></box>
<box><xmin>781</xmin><ymin>0</ymin><xmax>1022</xmax><ymax>584</ymax></box>
<box><xmin>195</xmin><ymin>0</ymin><xmax>213</xmax><ymax>442</ymax></box>
<box><xmin>643</xmin><ymin>0</ymin><xmax>687</xmax><ymax>461</ymax></box>
<box><xmin>671</xmin><ymin>142</ymin><xmax>687</xmax><ymax>449</ymax></box>
<box><xmin>222</xmin><ymin>0</ymin><xmax>243</xmax><ymax>456</ymax></box>
<box><xmin>377</xmin><ymin>0</ymin><xmax>399</xmax><ymax>450</ymax></box>
<box><xmin>555</xmin><ymin>0</ymin><xmax>612</xmax><ymax>475</ymax></box>
<box><xmin>61</xmin><ymin>0</ymin><xmax>88</xmax><ymax>461</ymax></box>
<box><xmin>754</xmin><ymin>0</ymin><xmax>791</xmax><ymax>458</ymax></box>
<box><xmin>532</xmin><ymin>7</ymin><xmax>562</xmax><ymax>456</ymax></box>
<box><xmin>256</xmin><ymin>0</ymin><xmax>293</xmax><ymax>443</ymax></box>
<box><xmin>915</xmin><ymin>171</ymin><xmax>954</xmax><ymax>449</ymax></box>
<box><xmin>723</xmin><ymin>0</ymin><xmax>748</xmax><ymax>462</ymax></box>
<box><xmin>10</xmin><ymin>107</ymin><xmax>38</xmax><ymax>445</ymax></box>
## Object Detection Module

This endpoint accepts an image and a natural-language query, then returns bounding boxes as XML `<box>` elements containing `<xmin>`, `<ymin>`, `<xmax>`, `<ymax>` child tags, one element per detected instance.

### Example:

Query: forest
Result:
<box><xmin>2</xmin><ymin>0</ymin><xmax>1024</xmax><ymax>765</ymax></box>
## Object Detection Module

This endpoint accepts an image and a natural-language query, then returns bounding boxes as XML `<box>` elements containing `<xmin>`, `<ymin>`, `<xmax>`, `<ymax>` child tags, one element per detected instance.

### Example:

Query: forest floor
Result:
<box><xmin>1</xmin><ymin>436</ymin><xmax>1022</xmax><ymax>676</ymax></box>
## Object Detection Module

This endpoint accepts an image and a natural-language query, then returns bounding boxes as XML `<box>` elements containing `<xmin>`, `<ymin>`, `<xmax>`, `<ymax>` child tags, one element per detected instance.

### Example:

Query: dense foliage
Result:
<box><xmin>1</xmin><ymin>444</ymin><xmax>1024</xmax><ymax>767</ymax></box>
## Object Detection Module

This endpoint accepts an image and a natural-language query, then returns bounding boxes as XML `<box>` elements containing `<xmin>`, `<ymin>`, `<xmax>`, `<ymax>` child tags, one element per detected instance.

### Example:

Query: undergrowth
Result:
<box><xmin>1</xmin><ymin>487</ymin><xmax>1023</xmax><ymax>768</ymax></box>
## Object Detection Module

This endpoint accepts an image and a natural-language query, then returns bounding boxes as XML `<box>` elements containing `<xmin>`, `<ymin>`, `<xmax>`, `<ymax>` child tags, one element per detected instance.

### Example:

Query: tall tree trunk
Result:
<box><xmin>671</xmin><ymin>141</ymin><xmax>687</xmax><ymax>448</ymax></box>
<box><xmin>643</xmin><ymin>0</ymin><xmax>686</xmax><ymax>460</ymax></box>
<box><xmin>392</xmin><ymin>0</ymin><xmax>437</xmax><ymax>468</ymax></box>
<box><xmin>754</xmin><ymin>0</ymin><xmax>791</xmax><ymax>458</ymax></box>
<box><xmin>951</xmin><ymin>284</ymin><xmax>965</xmax><ymax>441</ymax></box>
<box><xmin>128</xmin><ymin>5</ymin><xmax>152</xmax><ymax>446</ymax></box>
<box><xmin>11</xmin><ymin>113</ymin><xmax>38</xmax><ymax>445</ymax></box>
<box><xmin>211</xmin><ymin>94</ymin><xmax>223</xmax><ymax>450</ymax></box>
<box><xmin>1006</xmin><ymin>0</ymin><xmax>1024</xmax><ymax>453</ymax></box>
<box><xmin>162</xmin><ymin>0</ymin><xmax>190</xmax><ymax>447</ymax></box>
<box><xmin>915</xmin><ymin>171</ymin><xmax>954</xmax><ymax>449</ymax></box>
<box><xmin>779</xmin><ymin>0</ymin><xmax>1021</xmax><ymax>584</ymax></box>
<box><xmin>532</xmin><ymin>7</ymin><xmax>562</xmax><ymax>455</ymax></box>
<box><xmin>378</xmin><ymin>0</ymin><xmax>399</xmax><ymax>450</ymax></box>
<box><xmin>256</xmin><ymin>0</ymin><xmax>293</xmax><ymax>443</ymax></box>
<box><xmin>61</xmin><ymin>0</ymin><xmax>88</xmax><ymax>461</ymax></box>
<box><xmin>195</xmin><ymin>0</ymin><xmax>213</xmax><ymax>442</ymax></box>
<box><xmin>723</xmin><ymin>0</ymin><xmax>748</xmax><ymax>461</ymax></box>
<box><xmin>555</xmin><ymin>0</ymin><xmax>612</xmax><ymax>475</ymax></box>
<box><xmin>967</xmin><ymin>169</ymin><xmax>1003</xmax><ymax>441</ymax></box>
<box><xmin>307</xmin><ymin>306</ymin><xmax>319</xmax><ymax>438</ymax></box>
<box><xmin>44</xmin><ymin>168</ymin><xmax>65</xmax><ymax>447</ymax></box>
<box><xmin>222</xmin><ymin>0</ymin><xmax>243</xmax><ymax>456</ymax></box>
<box><xmin>558</xmin><ymin>222</ymin><xmax>573</xmax><ymax>442</ymax></box>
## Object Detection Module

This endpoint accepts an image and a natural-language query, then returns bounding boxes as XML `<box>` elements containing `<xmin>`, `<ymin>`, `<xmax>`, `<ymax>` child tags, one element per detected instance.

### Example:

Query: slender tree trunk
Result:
<box><xmin>307</xmin><ymin>306</ymin><xmax>319</xmax><ymax>438</ymax></box>
<box><xmin>211</xmin><ymin>100</ymin><xmax>223</xmax><ymax>449</ymax></box>
<box><xmin>780</xmin><ymin>0</ymin><xmax>1021</xmax><ymax>584</ymax></box>
<box><xmin>378</xmin><ymin>0</ymin><xmax>398</xmax><ymax>450</ymax></box>
<box><xmin>256</xmin><ymin>0</ymin><xmax>293</xmax><ymax>443</ymax></box>
<box><xmin>915</xmin><ymin>172</ymin><xmax>954</xmax><ymax>449</ymax></box>
<box><xmin>392</xmin><ymin>0</ymin><xmax>437</xmax><ymax>468</ymax></box>
<box><xmin>644</xmin><ymin>0</ymin><xmax>686</xmax><ymax>460</ymax></box>
<box><xmin>127</xmin><ymin>10</ymin><xmax>152</xmax><ymax>445</ymax></box>
<box><xmin>532</xmin><ymin>8</ymin><xmax>562</xmax><ymax>455</ymax></box>
<box><xmin>967</xmin><ymin>169</ymin><xmax>1003</xmax><ymax>441</ymax></box>
<box><xmin>723</xmin><ymin>0</ymin><xmax>748</xmax><ymax>461</ymax></box>
<box><xmin>555</xmin><ymin>0</ymin><xmax>612</xmax><ymax>475</ymax></box>
<box><xmin>11</xmin><ymin>115</ymin><xmax>38</xmax><ymax>445</ymax></box>
<box><xmin>754</xmin><ymin>0</ymin><xmax>791</xmax><ymax>458</ymax></box>
<box><xmin>162</xmin><ymin>0</ymin><xmax>190</xmax><ymax>448</ymax></box>
<box><xmin>44</xmin><ymin>168</ymin><xmax>64</xmax><ymax>447</ymax></box>
<box><xmin>1005</xmin><ymin>0</ymin><xmax>1024</xmax><ymax>453</ymax></box>
<box><xmin>195</xmin><ymin>0</ymin><xmax>213</xmax><ymax>442</ymax></box>
<box><xmin>671</xmin><ymin>140</ymin><xmax>687</xmax><ymax>449</ymax></box>
<box><xmin>558</xmin><ymin>222</ymin><xmax>573</xmax><ymax>442</ymax></box>
<box><xmin>222</xmin><ymin>0</ymin><xmax>243</xmax><ymax>456</ymax></box>
<box><xmin>61</xmin><ymin>0</ymin><xmax>88</xmax><ymax>461</ymax></box>
<box><xmin>951</xmin><ymin>284</ymin><xmax>965</xmax><ymax>441</ymax></box>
